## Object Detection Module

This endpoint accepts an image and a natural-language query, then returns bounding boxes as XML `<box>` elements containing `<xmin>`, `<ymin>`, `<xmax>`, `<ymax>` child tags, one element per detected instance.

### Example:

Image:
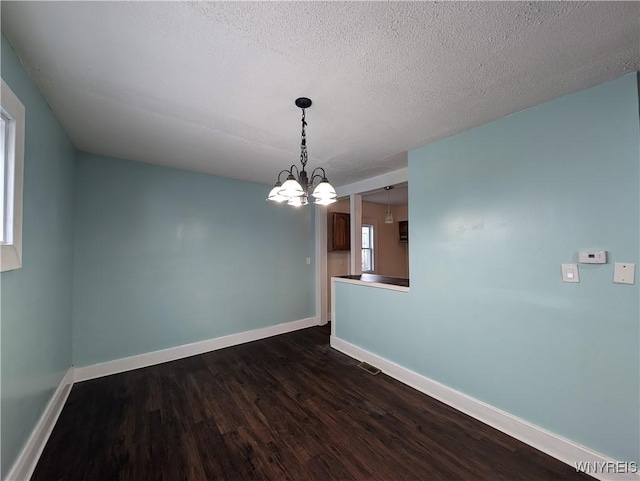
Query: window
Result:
<box><xmin>1</xmin><ymin>79</ymin><xmax>25</xmax><ymax>272</ymax></box>
<box><xmin>361</xmin><ymin>224</ymin><xmax>374</xmax><ymax>272</ymax></box>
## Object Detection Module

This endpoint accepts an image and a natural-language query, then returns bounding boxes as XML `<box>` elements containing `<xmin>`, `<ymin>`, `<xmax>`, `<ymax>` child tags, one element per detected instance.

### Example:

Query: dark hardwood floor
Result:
<box><xmin>33</xmin><ymin>325</ymin><xmax>592</xmax><ymax>480</ymax></box>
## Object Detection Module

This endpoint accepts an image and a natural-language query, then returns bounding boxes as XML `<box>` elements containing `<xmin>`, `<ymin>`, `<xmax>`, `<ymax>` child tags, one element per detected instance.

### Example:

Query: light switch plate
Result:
<box><xmin>613</xmin><ymin>263</ymin><xmax>635</xmax><ymax>284</ymax></box>
<box><xmin>561</xmin><ymin>264</ymin><xmax>580</xmax><ymax>283</ymax></box>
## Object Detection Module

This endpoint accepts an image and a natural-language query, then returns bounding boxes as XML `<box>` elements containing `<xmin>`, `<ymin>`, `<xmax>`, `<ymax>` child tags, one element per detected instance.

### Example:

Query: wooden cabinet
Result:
<box><xmin>399</xmin><ymin>220</ymin><xmax>408</xmax><ymax>242</ymax></box>
<box><xmin>328</xmin><ymin>212</ymin><xmax>350</xmax><ymax>251</ymax></box>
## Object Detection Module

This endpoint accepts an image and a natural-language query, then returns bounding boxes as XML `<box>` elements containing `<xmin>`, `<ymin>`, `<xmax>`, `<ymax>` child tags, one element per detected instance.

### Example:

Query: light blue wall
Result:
<box><xmin>335</xmin><ymin>74</ymin><xmax>640</xmax><ymax>463</ymax></box>
<box><xmin>0</xmin><ymin>35</ymin><xmax>75</xmax><ymax>477</ymax></box>
<box><xmin>72</xmin><ymin>153</ymin><xmax>315</xmax><ymax>367</ymax></box>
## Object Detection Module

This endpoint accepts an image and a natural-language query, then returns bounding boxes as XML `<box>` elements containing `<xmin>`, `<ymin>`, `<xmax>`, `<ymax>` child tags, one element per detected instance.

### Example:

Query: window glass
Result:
<box><xmin>1</xmin><ymin>78</ymin><xmax>25</xmax><ymax>272</ymax></box>
<box><xmin>0</xmin><ymin>109</ymin><xmax>15</xmax><ymax>246</ymax></box>
<box><xmin>362</xmin><ymin>225</ymin><xmax>374</xmax><ymax>272</ymax></box>
<box><xmin>0</xmin><ymin>113</ymin><xmax>7</xmax><ymax>244</ymax></box>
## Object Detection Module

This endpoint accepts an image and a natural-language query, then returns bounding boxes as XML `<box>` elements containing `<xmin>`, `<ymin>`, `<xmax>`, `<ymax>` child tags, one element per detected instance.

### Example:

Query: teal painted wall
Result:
<box><xmin>0</xmin><ymin>35</ymin><xmax>75</xmax><ymax>477</ymax></box>
<box><xmin>335</xmin><ymin>74</ymin><xmax>640</xmax><ymax>463</ymax></box>
<box><xmin>72</xmin><ymin>153</ymin><xmax>315</xmax><ymax>367</ymax></box>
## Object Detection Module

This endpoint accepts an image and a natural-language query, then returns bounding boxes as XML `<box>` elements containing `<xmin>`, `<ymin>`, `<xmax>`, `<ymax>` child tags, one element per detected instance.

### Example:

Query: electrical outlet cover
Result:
<box><xmin>613</xmin><ymin>263</ymin><xmax>635</xmax><ymax>285</ymax></box>
<box><xmin>561</xmin><ymin>264</ymin><xmax>580</xmax><ymax>283</ymax></box>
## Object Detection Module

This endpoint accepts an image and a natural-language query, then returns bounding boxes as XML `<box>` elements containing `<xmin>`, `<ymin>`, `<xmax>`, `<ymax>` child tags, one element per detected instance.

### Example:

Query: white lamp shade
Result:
<box><xmin>267</xmin><ymin>184</ymin><xmax>287</xmax><ymax>202</ymax></box>
<box><xmin>385</xmin><ymin>211</ymin><xmax>394</xmax><ymax>224</ymax></box>
<box><xmin>279</xmin><ymin>177</ymin><xmax>304</xmax><ymax>198</ymax></box>
<box><xmin>287</xmin><ymin>196</ymin><xmax>304</xmax><ymax>207</ymax></box>
<box><xmin>314</xmin><ymin>197</ymin><xmax>337</xmax><ymax>206</ymax></box>
<box><xmin>311</xmin><ymin>180</ymin><xmax>337</xmax><ymax>200</ymax></box>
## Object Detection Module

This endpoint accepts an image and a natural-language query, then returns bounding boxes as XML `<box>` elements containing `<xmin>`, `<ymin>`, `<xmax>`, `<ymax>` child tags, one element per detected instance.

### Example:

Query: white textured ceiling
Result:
<box><xmin>2</xmin><ymin>2</ymin><xmax>638</xmax><ymax>186</ymax></box>
<box><xmin>362</xmin><ymin>185</ymin><xmax>409</xmax><ymax>206</ymax></box>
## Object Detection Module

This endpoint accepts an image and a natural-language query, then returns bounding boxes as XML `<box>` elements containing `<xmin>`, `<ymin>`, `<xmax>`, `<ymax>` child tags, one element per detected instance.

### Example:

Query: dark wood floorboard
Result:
<box><xmin>33</xmin><ymin>324</ymin><xmax>593</xmax><ymax>480</ymax></box>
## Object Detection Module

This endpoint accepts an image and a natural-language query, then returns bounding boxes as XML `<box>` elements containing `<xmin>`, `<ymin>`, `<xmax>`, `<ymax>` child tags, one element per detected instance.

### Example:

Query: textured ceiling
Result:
<box><xmin>362</xmin><ymin>185</ymin><xmax>409</xmax><ymax>206</ymax></box>
<box><xmin>2</xmin><ymin>2</ymin><xmax>638</xmax><ymax>186</ymax></box>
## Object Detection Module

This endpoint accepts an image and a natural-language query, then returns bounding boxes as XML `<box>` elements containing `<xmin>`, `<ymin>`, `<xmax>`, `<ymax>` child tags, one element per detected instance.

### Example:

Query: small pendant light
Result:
<box><xmin>384</xmin><ymin>186</ymin><xmax>394</xmax><ymax>224</ymax></box>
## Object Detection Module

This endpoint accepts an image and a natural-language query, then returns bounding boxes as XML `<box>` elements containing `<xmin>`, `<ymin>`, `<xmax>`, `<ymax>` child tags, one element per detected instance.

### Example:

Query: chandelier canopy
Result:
<box><xmin>267</xmin><ymin>98</ymin><xmax>336</xmax><ymax>206</ymax></box>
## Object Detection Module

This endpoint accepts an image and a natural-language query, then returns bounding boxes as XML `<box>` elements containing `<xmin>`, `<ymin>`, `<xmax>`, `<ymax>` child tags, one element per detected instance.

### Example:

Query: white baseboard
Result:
<box><xmin>5</xmin><ymin>367</ymin><xmax>74</xmax><ymax>481</ymax></box>
<box><xmin>331</xmin><ymin>336</ymin><xmax>639</xmax><ymax>481</ymax></box>
<box><xmin>74</xmin><ymin>317</ymin><xmax>318</xmax><ymax>383</ymax></box>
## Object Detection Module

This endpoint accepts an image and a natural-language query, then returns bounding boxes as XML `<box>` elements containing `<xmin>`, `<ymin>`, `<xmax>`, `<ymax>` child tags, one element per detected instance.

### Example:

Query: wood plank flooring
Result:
<box><xmin>33</xmin><ymin>325</ymin><xmax>593</xmax><ymax>480</ymax></box>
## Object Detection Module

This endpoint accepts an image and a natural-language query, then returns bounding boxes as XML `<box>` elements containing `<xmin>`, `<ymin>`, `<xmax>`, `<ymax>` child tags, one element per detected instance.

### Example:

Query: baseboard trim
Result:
<box><xmin>74</xmin><ymin>317</ymin><xmax>319</xmax><ymax>383</ymax></box>
<box><xmin>5</xmin><ymin>367</ymin><xmax>74</xmax><ymax>481</ymax></box>
<box><xmin>330</xmin><ymin>336</ymin><xmax>638</xmax><ymax>481</ymax></box>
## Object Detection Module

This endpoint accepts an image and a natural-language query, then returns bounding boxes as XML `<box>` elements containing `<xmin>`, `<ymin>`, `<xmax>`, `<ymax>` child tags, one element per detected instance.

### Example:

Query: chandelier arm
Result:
<box><xmin>289</xmin><ymin>164</ymin><xmax>300</xmax><ymax>178</ymax></box>
<box><xmin>310</xmin><ymin>167</ymin><xmax>327</xmax><ymax>182</ymax></box>
<box><xmin>276</xmin><ymin>169</ymin><xmax>291</xmax><ymax>183</ymax></box>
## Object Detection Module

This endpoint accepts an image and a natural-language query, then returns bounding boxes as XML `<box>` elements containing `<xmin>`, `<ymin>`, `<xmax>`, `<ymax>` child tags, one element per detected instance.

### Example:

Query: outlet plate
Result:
<box><xmin>561</xmin><ymin>264</ymin><xmax>580</xmax><ymax>283</ymax></box>
<box><xmin>613</xmin><ymin>263</ymin><xmax>635</xmax><ymax>285</ymax></box>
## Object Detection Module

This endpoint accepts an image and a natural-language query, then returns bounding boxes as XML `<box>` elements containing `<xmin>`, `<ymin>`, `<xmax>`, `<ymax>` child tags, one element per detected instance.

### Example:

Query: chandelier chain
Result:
<box><xmin>300</xmin><ymin>108</ymin><xmax>308</xmax><ymax>168</ymax></box>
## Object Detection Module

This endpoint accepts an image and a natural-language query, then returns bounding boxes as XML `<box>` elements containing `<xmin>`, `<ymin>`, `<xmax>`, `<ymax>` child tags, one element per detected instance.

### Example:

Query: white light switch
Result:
<box><xmin>561</xmin><ymin>264</ymin><xmax>580</xmax><ymax>283</ymax></box>
<box><xmin>613</xmin><ymin>263</ymin><xmax>635</xmax><ymax>285</ymax></box>
<box><xmin>306</xmin><ymin>257</ymin><xmax>311</xmax><ymax>265</ymax></box>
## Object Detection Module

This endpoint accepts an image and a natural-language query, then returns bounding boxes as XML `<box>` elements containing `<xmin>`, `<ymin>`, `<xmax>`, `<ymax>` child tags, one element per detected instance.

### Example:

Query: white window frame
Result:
<box><xmin>1</xmin><ymin>79</ymin><xmax>25</xmax><ymax>273</ymax></box>
<box><xmin>361</xmin><ymin>220</ymin><xmax>376</xmax><ymax>274</ymax></box>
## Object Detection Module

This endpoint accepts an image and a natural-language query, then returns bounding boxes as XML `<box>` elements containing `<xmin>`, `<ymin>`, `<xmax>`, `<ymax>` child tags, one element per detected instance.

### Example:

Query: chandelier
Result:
<box><xmin>266</xmin><ymin>97</ymin><xmax>336</xmax><ymax>206</ymax></box>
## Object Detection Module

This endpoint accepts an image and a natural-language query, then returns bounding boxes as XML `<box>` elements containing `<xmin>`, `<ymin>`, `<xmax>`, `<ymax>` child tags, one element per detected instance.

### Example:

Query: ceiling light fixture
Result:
<box><xmin>384</xmin><ymin>186</ymin><xmax>394</xmax><ymax>224</ymax></box>
<box><xmin>267</xmin><ymin>98</ymin><xmax>336</xmax><ymax>207</ymax></box>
